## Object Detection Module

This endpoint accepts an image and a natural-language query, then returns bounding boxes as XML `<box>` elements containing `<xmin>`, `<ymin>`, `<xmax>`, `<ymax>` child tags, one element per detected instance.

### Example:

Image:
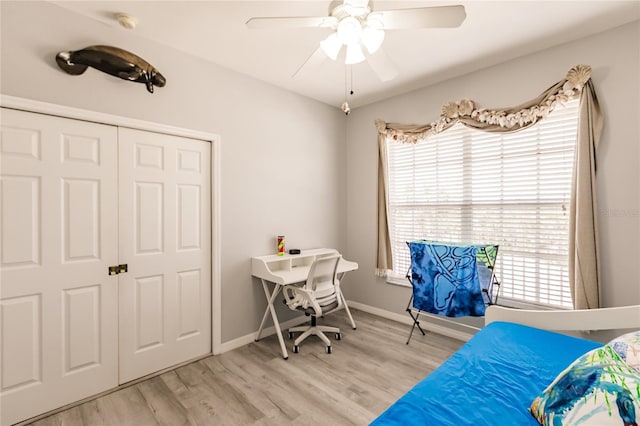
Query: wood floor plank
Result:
<box><xmin>173</xmin><ymin>362</ymin><xmax>254</xmax><ymax>425</ymax></box>
<box><xmin>201</xmin><ymin>355</ymin><xmax>300</xmax><ymax>421</ymax></box>
<box><xmin>26</xmin><ymin>308</ymin><xmax>465</xmax><ymax>426</ymax></box>
<box><xmin>92</xmin><ymin>386</ymin><xmax>159</xmax><ymax>426</ymax></box>
<box><xmin>137</xmin><ymin>376</ymin><xmax>191</xmax><ymax>426</ymax></box>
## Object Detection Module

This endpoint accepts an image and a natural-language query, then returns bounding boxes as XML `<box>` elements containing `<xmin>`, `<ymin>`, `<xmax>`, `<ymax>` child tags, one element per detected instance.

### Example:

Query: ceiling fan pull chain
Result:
<box><xmin>350</xmin><ymin>65</ymin><xmax>354</xmax><ymax>95</ymax></box>
<box><xmin>344</xmin><ymin>65</ymin><xmax>348</xmax><ymax>101</ymax></box>
<box><xmin>342</xmin><ymin>64</ymin><xmax>351</xmax><ymax>115</ymax></box>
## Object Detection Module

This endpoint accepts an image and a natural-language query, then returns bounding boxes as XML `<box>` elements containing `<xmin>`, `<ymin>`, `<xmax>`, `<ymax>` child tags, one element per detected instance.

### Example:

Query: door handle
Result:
<box><xmin>108</xmin><ymin>264</ymin><xmax>128</xmax><ymax>275</ymax></box>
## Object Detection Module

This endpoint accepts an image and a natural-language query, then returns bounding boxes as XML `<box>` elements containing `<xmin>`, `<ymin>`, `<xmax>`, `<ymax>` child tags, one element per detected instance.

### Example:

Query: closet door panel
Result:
<box><xmin>0</xmin><ymin>108</ymin><xmax>118</xmax><ymax>425</ymax></box>
<box><xmin>118</xmin><ymin>127</ymin><xmax>211</xmax><ymax>383</ymax></box>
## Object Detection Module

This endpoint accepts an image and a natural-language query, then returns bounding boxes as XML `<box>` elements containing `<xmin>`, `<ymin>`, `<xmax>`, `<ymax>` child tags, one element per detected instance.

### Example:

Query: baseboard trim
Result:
<box><xmin>346</xmin><ymin>300</ymin><xmax>475</xmax><ymax>342</ymax></box>
<box><xmin>218</xmin><ymin>301</ymin><xmax>477</xmax><ymax>353</ymax></box>
<box><xmin>217</xmin><ymin>315</ymin><xmax>310</xmax><ymax>354</ymax></box>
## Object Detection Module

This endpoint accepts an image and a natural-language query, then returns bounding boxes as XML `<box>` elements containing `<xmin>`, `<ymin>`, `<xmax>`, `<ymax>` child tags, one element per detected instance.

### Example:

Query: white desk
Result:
<box><xmin>251</xmin><ymin>248</ymin><xmax>358</xmax><ymax>359</ymax></box>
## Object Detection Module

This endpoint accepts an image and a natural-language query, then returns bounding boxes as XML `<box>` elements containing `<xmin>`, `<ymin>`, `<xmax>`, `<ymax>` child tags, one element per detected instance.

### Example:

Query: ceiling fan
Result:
<box><xmin>246</xmin><ymin>0</ymin><xmax>466</xmax><ymax>82</ymax></box>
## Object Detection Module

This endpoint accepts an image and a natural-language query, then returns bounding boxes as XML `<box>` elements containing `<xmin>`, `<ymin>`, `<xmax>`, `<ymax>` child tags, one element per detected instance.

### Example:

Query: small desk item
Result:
<box><xmin>252</xmin><ymin>248</ymin><xmax>358</xmax><ymax>359</ymax></box>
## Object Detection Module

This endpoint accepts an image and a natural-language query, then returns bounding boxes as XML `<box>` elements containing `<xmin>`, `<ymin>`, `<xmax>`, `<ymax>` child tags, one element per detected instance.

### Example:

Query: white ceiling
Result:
<box><xmin>51</xmin><ymin>1</ymin><xmax>640</xmax><ymax>109</ymax></box>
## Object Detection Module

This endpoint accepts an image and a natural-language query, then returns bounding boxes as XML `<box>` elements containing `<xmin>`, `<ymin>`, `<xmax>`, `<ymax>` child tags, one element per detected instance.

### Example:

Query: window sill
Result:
<box><xmin>385</xmin><ymin>274</ymin><xmax>411</xmax><ymax>288</ymax></box>
<box><xmin>496</xmin><ymin>297</ymin><xmax>571</xmax><ymax>311</ymax></box>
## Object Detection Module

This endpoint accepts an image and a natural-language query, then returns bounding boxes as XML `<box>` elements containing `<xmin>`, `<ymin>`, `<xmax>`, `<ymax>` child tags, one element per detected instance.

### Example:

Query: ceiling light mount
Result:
<box><xmin>330</xmin><ymin>3</ymin><xmax>371</xmax><ymax>21</ymax></box>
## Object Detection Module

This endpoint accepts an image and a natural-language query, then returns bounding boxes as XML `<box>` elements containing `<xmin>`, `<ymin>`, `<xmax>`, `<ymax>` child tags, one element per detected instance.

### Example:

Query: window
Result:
<box><xmin>386</xmin><ymin>99</ymin><xmax>579</xmax><ymax>308</ymax></box>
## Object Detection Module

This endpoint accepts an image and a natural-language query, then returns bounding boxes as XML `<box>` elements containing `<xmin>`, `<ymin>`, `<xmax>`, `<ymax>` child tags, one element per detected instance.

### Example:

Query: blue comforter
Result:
<box><xmin>371</xmin><ymin>322</ymin><xmax>600</xmax><ymax>425</ymax></box>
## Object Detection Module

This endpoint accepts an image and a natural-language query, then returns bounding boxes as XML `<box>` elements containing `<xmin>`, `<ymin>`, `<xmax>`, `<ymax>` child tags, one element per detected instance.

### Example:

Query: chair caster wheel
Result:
<box><xmin>335</xmin><ymin>333</ymin><xmax>342</xmax><ymax>340</ymax></box>
<box><xmin>288</xmin><ymin>331</ymin><xmax>294</xmax><ymax>339</ymax></box>
<box><xmin>326</xmin><ymin>346</ymin><xmax>332</xmax><ymax>354</ymax></box>
<box><xmin>293</xmin><ymin>345</ymin><xmax>300</xmax><ymax>353</ymax></box>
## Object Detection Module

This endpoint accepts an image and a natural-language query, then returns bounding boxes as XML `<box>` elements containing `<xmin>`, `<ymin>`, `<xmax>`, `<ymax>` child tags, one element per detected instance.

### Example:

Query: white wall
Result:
<box><xmin>344</xmin><ymin>21</ymin><xmax>640</xmax><ymax>323</ymax></box>
<box><xmin>0</xmin><ymin>1</ymin><xmax>347</xmax><ymax>343</ymax></box>
<box><xmin>3</xmin><ymin>2</ymin><xmax>637</xmax><ymax>346</ymax></box>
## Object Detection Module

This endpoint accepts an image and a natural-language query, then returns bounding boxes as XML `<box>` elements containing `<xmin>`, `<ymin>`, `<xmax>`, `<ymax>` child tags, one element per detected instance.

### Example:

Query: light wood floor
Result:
<box><xmin>28</xmin><ymin>309</ymin><xmax>464</xmax><ymax>426</ymax></box>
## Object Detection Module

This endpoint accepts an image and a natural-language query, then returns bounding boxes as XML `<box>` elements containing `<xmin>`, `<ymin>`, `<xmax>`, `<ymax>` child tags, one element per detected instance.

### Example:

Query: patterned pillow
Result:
<box><xmin>530</xmin><ymin>345</ymin><xmax>640</xmax><ymax>425</ymax></box>
<box><xmin>609</xmin><ymin>331</ymin><xmax>640</xmax><ymax>374</ymax></box>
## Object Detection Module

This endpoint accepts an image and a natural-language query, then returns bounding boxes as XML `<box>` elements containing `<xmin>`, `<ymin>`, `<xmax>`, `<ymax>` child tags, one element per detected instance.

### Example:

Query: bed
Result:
<box><xmin>371</xmin><ymin>305</ymin><xmax>640</xmax><ymax>426</ymax></box>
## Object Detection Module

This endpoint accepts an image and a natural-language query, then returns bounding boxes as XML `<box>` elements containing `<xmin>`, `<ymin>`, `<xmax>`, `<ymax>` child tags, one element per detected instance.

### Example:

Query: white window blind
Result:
<box><xmin>386</xmin><ymin>99</ymin><xmax>579</xmax><ymax>308</ymax></box>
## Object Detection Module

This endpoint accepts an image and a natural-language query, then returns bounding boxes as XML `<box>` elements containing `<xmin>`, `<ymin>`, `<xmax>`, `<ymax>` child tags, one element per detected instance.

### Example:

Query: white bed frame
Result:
<box><xmin>485</xmin><ymin>305</ymin><xmax>640</xmax><ymax>331</ymax></box>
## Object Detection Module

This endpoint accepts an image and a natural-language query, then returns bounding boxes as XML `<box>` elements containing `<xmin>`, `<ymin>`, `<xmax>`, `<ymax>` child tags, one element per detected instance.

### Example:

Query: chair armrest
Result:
<box><xmin>283</xmin><ymin>285</ymin><xmax>322</xmax><ymax>315</ymax></box>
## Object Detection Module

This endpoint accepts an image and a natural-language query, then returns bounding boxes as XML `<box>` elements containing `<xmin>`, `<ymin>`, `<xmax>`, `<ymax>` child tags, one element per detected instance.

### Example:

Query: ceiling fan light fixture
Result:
<box><xmin>320</xmin><ymin>33</ymin><xmax>342</xmax><ymax>61</ymax></box>
<box><xmin>361</xmin><ymin>27</ymin><xmax>384</xmax><ymax>54</ymax></box>
<box><xmin>337</xmin><ymin>16</ymin><xmax>363</xmax><ymax>45</ymax></box>
<box><xmin>345</xmin><ymin>43</ymin><xmax>366</xmax><ymax>64</ymax></box>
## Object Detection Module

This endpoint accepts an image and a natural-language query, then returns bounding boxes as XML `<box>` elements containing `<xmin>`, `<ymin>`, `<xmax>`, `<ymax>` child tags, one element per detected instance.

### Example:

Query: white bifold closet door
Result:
<box><xmin>117</xmin><ymin>127</ymin><xmax>211</xmax><ymax>383</ymax></box>
<box><xmin>0</xmin><ymin>109</ymin><xmax>119</xmax><ymax>425</ymax></box>
<box><xmin>0</xmin><ymin>109</ymin><xmax>211</xmax><ymax>425</ymax></box>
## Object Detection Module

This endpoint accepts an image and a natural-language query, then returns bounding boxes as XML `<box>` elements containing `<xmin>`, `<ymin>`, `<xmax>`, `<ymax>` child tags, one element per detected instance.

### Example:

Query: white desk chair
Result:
<box><xmin>283</xmin><ymin>254</ymin><xmax>343</xmax><ymax>354</ymax></box>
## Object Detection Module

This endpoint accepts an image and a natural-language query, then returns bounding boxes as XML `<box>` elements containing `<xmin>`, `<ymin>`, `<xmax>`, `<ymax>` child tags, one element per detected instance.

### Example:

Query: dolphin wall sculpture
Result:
<box><xmin>56</xmin><ymin>45</ymin><xmax>166</xmax><ymax>93</ymax></box>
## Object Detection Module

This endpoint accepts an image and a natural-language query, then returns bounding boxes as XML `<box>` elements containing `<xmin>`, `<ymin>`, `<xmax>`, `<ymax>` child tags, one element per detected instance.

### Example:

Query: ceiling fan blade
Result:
<box><xmin>246</xmin><ymin>16</ymin><xmax>337</xmax><ymax>29</ymax></box>
<box><xmin>376</xmin><ymin>5</ymin><xmax>466</xmax><ymax>29</ymax></box>
<box><xmin>366</xmin><ymin>48</ymin><xmax>398</xmax><ymax>82</ymax></box>
<box><xmin>292</xmin><ymin>46</ymin><xmax>328</xmax><ymax>79</ymax></box>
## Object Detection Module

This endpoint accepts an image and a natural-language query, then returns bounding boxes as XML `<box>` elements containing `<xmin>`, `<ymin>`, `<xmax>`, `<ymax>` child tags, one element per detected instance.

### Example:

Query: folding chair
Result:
<box><xmin>405</xmin><ymin>241</ymin><xmax>501</xmax><ymax>344</ymax></box>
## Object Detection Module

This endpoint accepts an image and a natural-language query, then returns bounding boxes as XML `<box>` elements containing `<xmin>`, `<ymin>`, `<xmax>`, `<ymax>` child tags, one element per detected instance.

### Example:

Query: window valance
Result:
<box><xmin>375</xmin><ymin>65</ymin><xmax>593</xmax><ymax>143</ymax></box>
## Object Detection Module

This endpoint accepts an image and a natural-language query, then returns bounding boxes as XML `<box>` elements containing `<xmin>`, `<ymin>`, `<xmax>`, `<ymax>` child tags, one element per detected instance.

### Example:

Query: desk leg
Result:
<box><xmin>255</xmin><ymin>286</ymin><xmax>274</xmax><ymax>341</ymax></box>
<box><xmin>340</xmin><ymin>290</ymin><xmax>357</xmax><ymax>330</ymax></box>
<box><xmin>338</xmin><ymin>273</ymin><xmax>357</xmax><ymax>330</ymax></box>
<box><xmin>255</xmin><ymin>279</ymin><xmax>289</xmax><ymax>359</ymax></box>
